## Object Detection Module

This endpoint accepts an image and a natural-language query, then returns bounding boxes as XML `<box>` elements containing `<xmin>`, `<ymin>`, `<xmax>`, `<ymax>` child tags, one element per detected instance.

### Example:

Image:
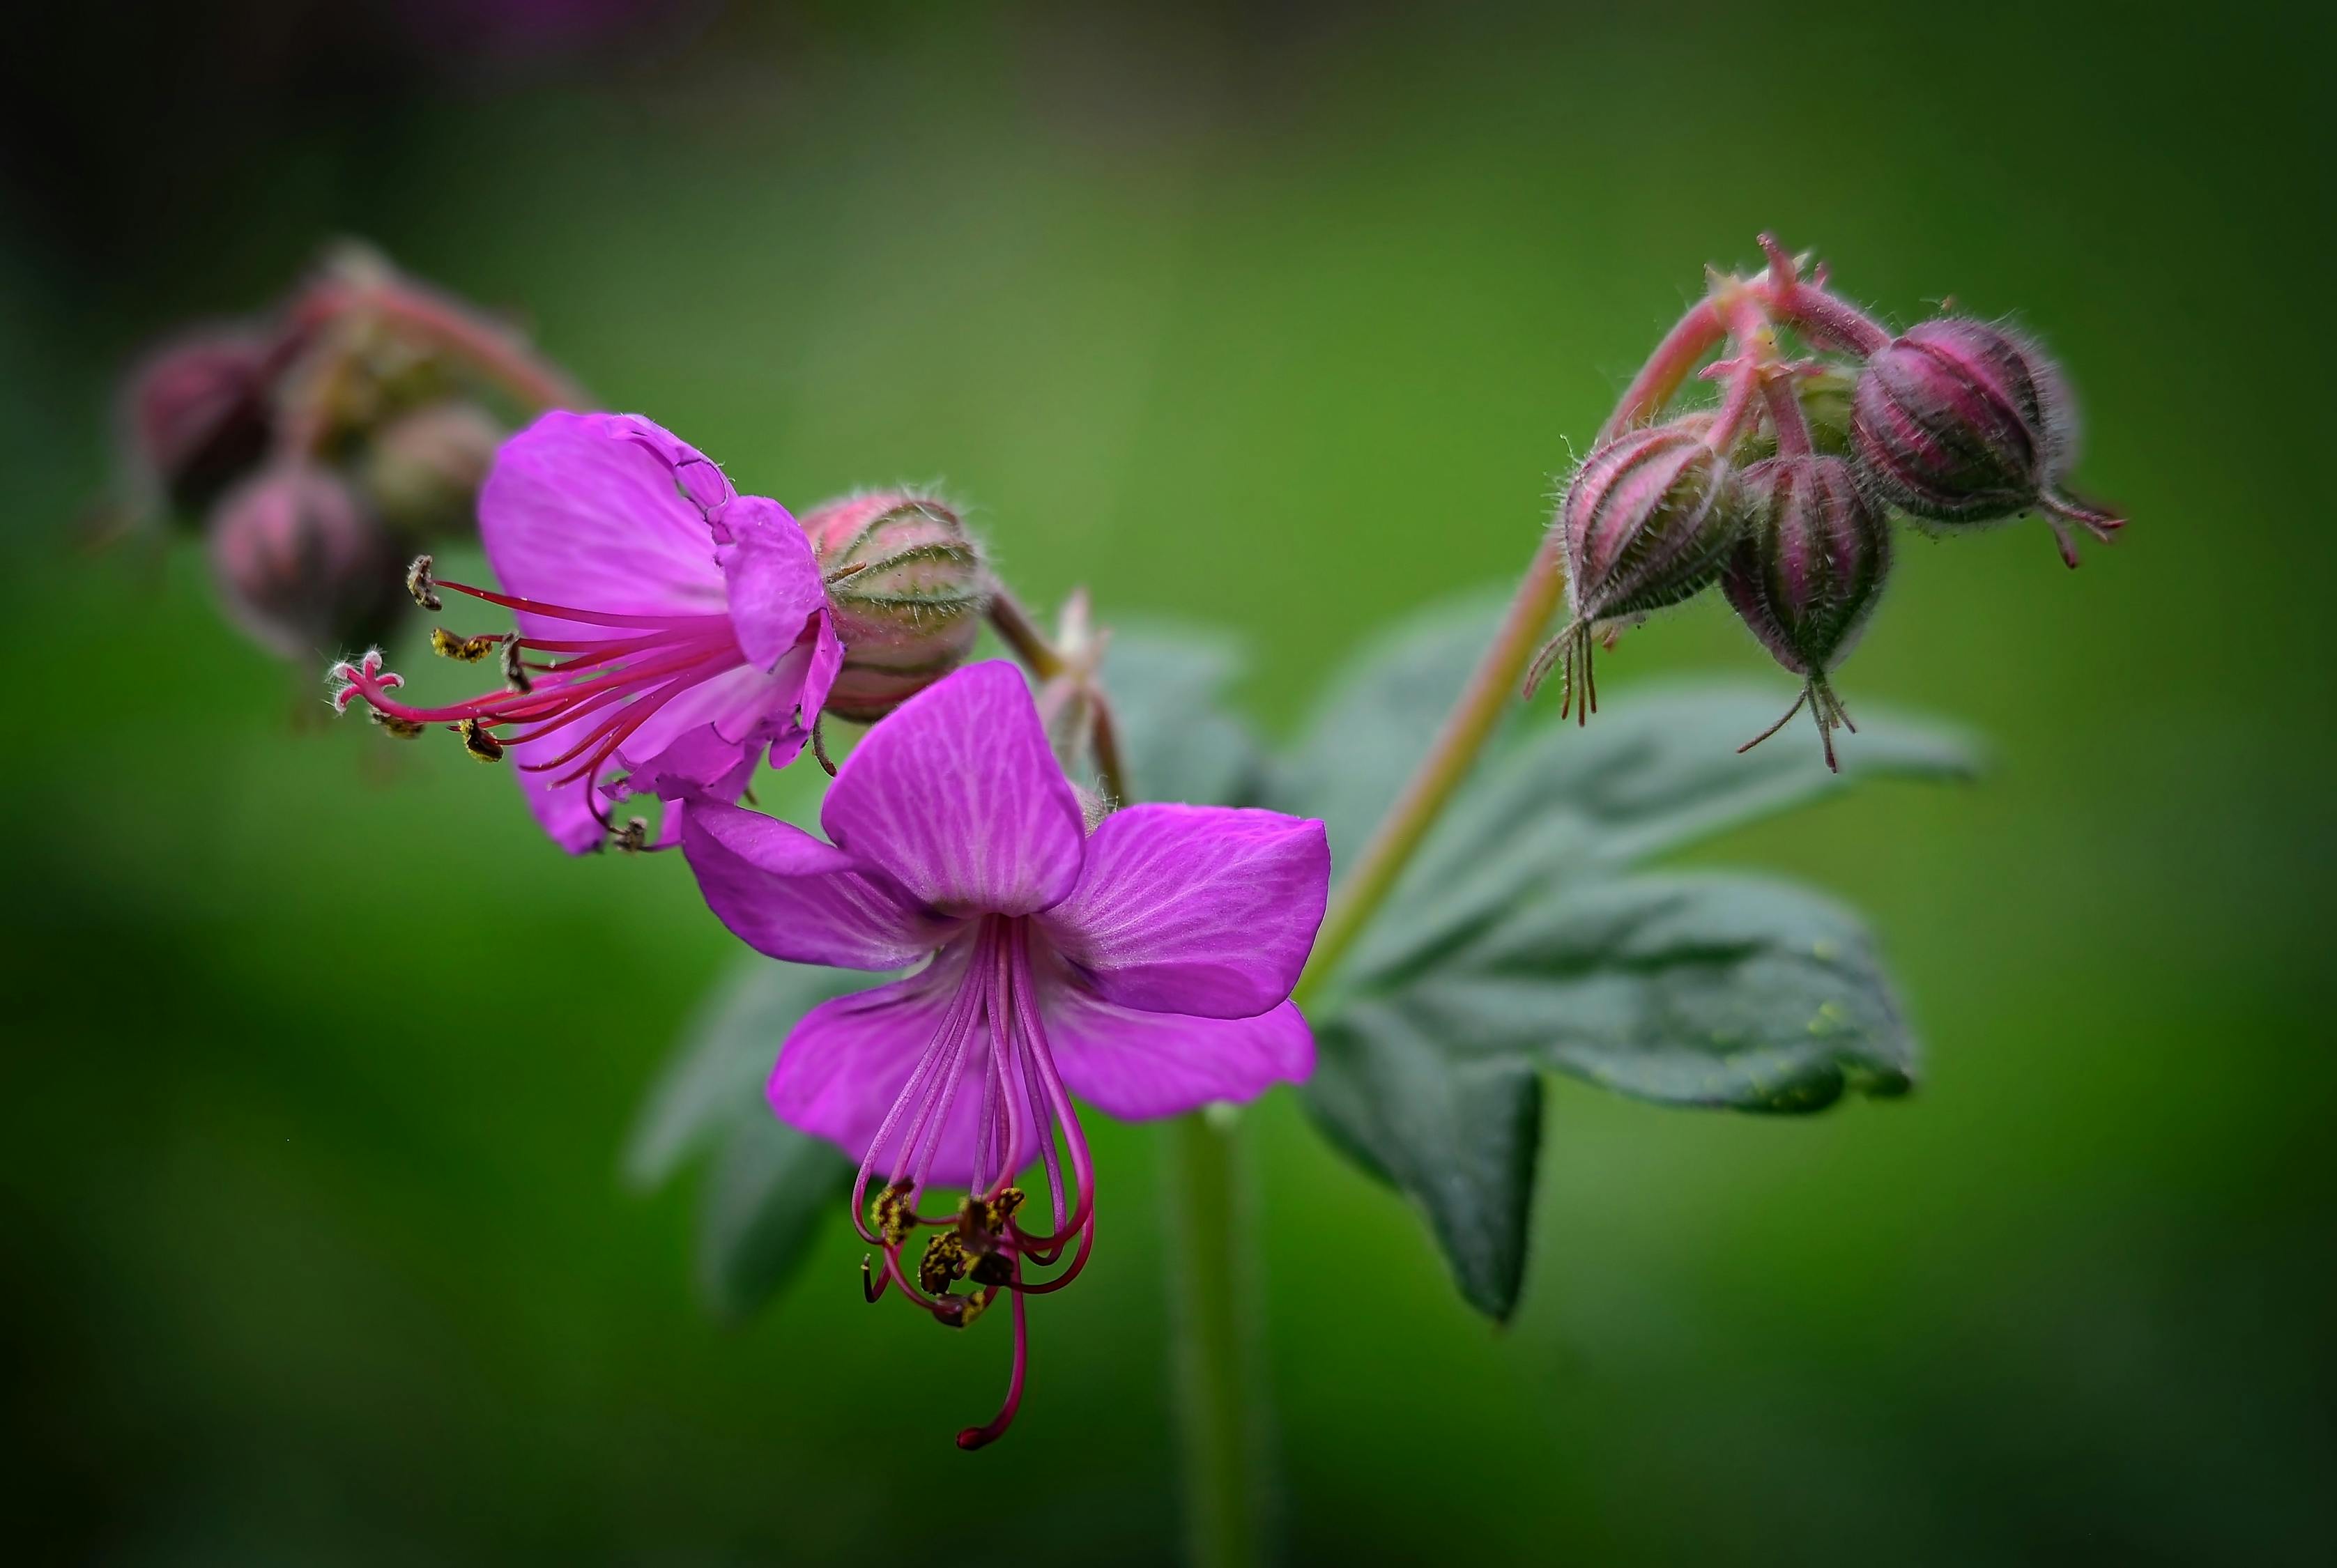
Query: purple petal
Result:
<box><xmin>612</xmin><ymin>721</ymin><xmax>761</xmax><ymax>806</ymax></box>
<box><xmin>1037</xmin><ymin>804</ymin><xmax>1328</xmax><ymax>1019</ymax></box>
<box><xmin>820</xmin><ymin>661</ymin><xmax>1085</xmax><ymax>917</ymax></box>
<box><xmin>682</xmin><ymin>798</ymin><xmax>959</xmax><ymax>970</ymax></box>
<box><xmin>768</xmin><ymin>948</ymin><xmax>1032</xmax><ymax>1186</ymax></box>
<box><xmin>1042</xmin><ymin>989</ymin><xmax>1315</xmax><ymax>1121</ymax></box>
<box><xmin>505</xmin><ymin>725</ymin><xmax>611</xmax><ymax>854</ymax></box>
<box><xmin>612</xmin><ymin>413</ymin><xmax>736</xmax><ymax>518</ymax></box>
<box><xmin>715</xmin><ymin>495</ymin><xmax>829</xmax><ymax>672</ymax></box>
<box><xmin>479</xmin><ymin>411</ymin><xmax>728</xmax><ymax>629</ymax></box>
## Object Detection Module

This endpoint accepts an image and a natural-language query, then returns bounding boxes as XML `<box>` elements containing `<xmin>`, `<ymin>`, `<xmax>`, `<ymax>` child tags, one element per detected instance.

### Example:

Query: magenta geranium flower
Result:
<box><xmin>330</xmin><ymin>410</ymin><xmax>841</xmax><ymax>852</ymax></box>
<box><xmin>679</xmin><ymin>661</ymin><xmax>1328</xmax><ymax>1447</ymax></box>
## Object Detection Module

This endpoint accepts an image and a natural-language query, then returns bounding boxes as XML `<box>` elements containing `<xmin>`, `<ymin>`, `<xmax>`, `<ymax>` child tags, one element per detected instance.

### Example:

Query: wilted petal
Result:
<box><xmin>717</xmin><ymin>496</ymin><xmax>828</xmax><ymax>672</ymax></box>
<box><xmin>1037</xmin><ymin>804</ymin><xmax>1328</xmax><ymax>1019</ymax></box>
<box><xmin>613</xmin><ymin>721</ymin><xmax>760</xmax><ymax>807</ymax></box>
<box><xmin>479</xmin><ymin>411</ymin><xmax>728</xmax><ymax>628</ymax></box>
<box><xmin>1043</xmin><ymin>987</ymin><xmax>1315</xmax><ymax>1121</ymax></box>
<box><xmin>820</xmin><ymin>662</ymin><xmax>1085</xmax><ymax>916</ymax></box>
<box><xmin>683</xmin><ymin>799</ymin><xmax>958</xmax><ymax>971</ymax></box>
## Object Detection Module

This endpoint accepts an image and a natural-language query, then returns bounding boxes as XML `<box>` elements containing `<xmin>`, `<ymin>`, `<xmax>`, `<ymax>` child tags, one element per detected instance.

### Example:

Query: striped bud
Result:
<box><xmin>1851</xmin><ymin>318</ymin><xmax>2123</xmax><ymax>567</ymax></box>
<box><xmin>798</xmin><ymin>492</ymin><xmax>989</xmax><ymax>723</ymax></box>
<box><xmin>208</xmin><ymin>463</ymin><xmax>401</xmax><ymax>659</ymax></box>
<box><xmin>1720</xmin><ymin>454</ymin><xmax>1890</xmax><ymax>771</ymax></box>
<box><xmin>359</xmin><ymin>401</ymin><xmax>505</xmax><ymax>540</ymax></box>
<box><xmin>1527</xmin><ymin>420</ymin><xmax>1735</xmax><ymax>720</ymax></box>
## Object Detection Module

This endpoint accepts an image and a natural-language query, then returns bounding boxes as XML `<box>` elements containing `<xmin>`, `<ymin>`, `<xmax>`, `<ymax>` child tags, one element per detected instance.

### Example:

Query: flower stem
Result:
<box><xmin>1293</xmin><ymin>528</ymin><xmax>1570</xmax><ymax>1008</ymax></box>
<box><xmin>1163</xmin><ymin>1110</ymin><xmax>1268</xmax><ymax>1568</ymax></box>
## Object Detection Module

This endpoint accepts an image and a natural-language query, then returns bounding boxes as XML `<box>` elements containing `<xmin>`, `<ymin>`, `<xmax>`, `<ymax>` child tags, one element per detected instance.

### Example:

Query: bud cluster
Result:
<box><xmin>1528</xmin><ymin>234</ymin><xmax>2127</xmax><ymax>767</ymax></box>
<box><xmin>102</xmin><ymin>244</ymin><xmax>583</xmax><ymax>662</ymax></box>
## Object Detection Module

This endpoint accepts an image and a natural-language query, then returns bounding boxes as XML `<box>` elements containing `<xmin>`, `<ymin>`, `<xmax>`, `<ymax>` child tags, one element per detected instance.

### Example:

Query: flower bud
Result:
<box><xmin>797</xmin><ymin>491</ymin><xmax>989</xmax><ymax>723</ymax></box>
<box><xmin>358</xmin><ymin>401</ymin><xmax>505</xmax><ymax>539</ymax></box>
<box><xmin>1527</xmin><ymin>421</ymin><xmax>1735</xmax><ymax>717</ymax></box>
<box><xmin>1720</xmin><ymin>454</ymin><xmax>1891</xmax><ymax>771</ymax></box>
<box><xmin>208</xmin><ymin>463</ymin><xmax>401</xmax><ymax>659</ymax></box>
<box><xmin>1850</xmin><ymin>318</ymin><xmax>2124</xmax><ymax>567</ymax></box>
<box><xmin>119</xmin><ymin>326</ymin><xmax>282</xmax><ymax>520</ymax></box>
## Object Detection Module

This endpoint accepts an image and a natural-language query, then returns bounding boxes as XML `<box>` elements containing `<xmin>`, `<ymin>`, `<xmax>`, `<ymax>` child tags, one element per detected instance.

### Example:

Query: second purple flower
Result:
<box><xmin>678</xmin><ymin>661</ymin><xmax>1329</xmax><ymax>1448</ymax></box>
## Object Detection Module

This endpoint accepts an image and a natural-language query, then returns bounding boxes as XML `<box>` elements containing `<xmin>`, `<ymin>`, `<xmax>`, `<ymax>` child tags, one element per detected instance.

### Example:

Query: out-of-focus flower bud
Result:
<box><xmin>1850</xmin><ymin>318</ymin><xmax>2124</xmax><ymax>567</ymax></box>
<box><xmin>358</xmin><ymin>401</ymin><xmax>506</xmax><ymax>539</ymax></box>
<box><xmin>1721</xmin><ymin>454</ymin><xmax>1891</xmax><ymax>771</ymax></box>
<box><xmin>797</xmin><ymin>491</ymin><xmax>989</xmax><ymax>723</ymax></box>
<box><xmin>120</xmin><ymin>326</ymin><xmax>284</xmax><ymax>520</ymax></box>
<box><xmin>1526</xmin><ymin>420</ymin><xmax>1735</xmax><ymax>718</ymax></box>
<box><xmin>208</xmin><ymin>463</ymin><xmax>401</xmax><ymax>659</ymax></box>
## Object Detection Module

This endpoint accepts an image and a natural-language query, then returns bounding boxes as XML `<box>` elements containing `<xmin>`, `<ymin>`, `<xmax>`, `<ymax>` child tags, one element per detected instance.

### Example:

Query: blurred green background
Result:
<box><xmin>4</xmin><ymin>2</ymin><xmax>2331</xmax><ymax>1562</ymax></box>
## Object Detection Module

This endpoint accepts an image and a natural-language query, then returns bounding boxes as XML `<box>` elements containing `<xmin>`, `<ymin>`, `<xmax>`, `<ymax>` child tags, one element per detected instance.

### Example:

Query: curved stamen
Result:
<box><xmin>954</xmin><ymin>1268</ymin><xmax>1029</xmax><ymax>1452</ymax></box>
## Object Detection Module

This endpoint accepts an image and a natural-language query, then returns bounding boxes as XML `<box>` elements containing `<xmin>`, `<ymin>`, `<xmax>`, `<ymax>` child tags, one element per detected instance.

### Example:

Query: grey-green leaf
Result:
<box><xmin>697</xmin><ymin>1114</ymin><xmax>856</xmax><ymax>1324</ymax></box>
<box><xmin>627</xmin><ymin>958</ymin><xmax>886</xmax><ymax>1321</ymax></box>
<box><xmin>1271</xmin><ymin>590</ymin><xmax>1509</xmax><ymax>864</ymax></box>
<box><xmin>1347</xmin><ymin>684</ymin><xmax>1978</xmax><ymax>983</ymax></box>
<box><xmin>625</xmin><ymin>958</ymin><xmax>882</xmax><ymax>1190</ymax></box>
<box><xmin>1372</xmin><ymin>873</ymin><xmax>1917</xmax><ymax>1112</ymax></box>
<box><xmin>1102</xmin><ymin>621</ymin><xmax>1266</xmax><ymax>807</ymax></box>
<box><xmin>1303</xmin><ymin>1010</ymin><xmax>1542</xmax><ymax>1319</ymax></box>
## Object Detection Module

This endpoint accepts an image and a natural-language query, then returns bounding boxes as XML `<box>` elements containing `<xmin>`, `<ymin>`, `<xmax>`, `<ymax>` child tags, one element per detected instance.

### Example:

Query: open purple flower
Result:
<box><xmin>330</xmin><ymin>410</ymin><xmax>841</xmax><ymax>852</ymax></box>
<box><xmin>679</xmin><ymin>661</ymin><xmax>1328</xmax><ymax>1448</ymax></box>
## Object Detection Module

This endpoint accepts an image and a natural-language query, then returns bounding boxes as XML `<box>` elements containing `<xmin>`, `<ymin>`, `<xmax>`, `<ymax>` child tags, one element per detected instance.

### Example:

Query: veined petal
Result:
<box><xmin>820</xmin><ymin>661</ymin><xmax>1086</xmax><ymax>917</ymax></box>
<box><xmin>769</xmin><ymin>950</ymin><xmax>1034</xmax><ymax>1187</ymax></box>
<box><xmin>682</xmin><ymin>798</ymin><xmax>958</xmax><ymax>970</ymax></box>
<box><xmin>480</xmin><ymin>411</ymin><xmax>728</xmax><ymax>629</ymax></box>
<box><xmin>717</xmin><ymin>496</ymin><xmax>829</xmax><ymax>672</ymax></box>
<box><xmin>1043</xmin><ymin>988</ymin><xmax>1315</xmax><ymax>1121</ymax></box>
<box><xmin>1037</xmin><ymin>804</ymin><xmax>1328</xmax><ymax>1019</ymax></box>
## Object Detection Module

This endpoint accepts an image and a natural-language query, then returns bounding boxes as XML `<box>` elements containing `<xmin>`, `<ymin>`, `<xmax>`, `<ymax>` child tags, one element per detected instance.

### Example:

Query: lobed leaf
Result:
<box><xmin>1270</xmin><ymin>590</ymin><xmax>1509</xmax><ymax>865</ymax></box>
<box><xmin>1304</xmin><ymin>1010</ymin><xmax>1542</xmax><ymax>1320</ymax></box>
<box><xmin>1347</xmin><ymin>684</ymin><xmax>1978</xmax><ymax>982</ymax></box>
<box><xmin>1360</xmin><ymin>873</ymin><xmax>1917</xmax><ymax>1112</ymax></box>
<box><xmin>625</xmin><ymin>958</ymin><xmax>878</xmax><ymax>1321</ymax></box>
<box><xmin>697</xmin><ymin>1114</ymin><xmax>857</xmax><ymax>1325</ymax></box>
<box><xmin>1101</xmin><ymin>622</ymin><xmax>1268</xmax><ymax>808</ymax></box>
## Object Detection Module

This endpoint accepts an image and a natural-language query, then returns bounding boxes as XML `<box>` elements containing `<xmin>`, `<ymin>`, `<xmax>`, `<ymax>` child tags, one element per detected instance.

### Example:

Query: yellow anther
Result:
<box><xmin>500</xmin><ymin>637</ymin><xmax>532</xmax><ymax>694</ymax></box>
<box><xmin>457</xmin><ymin>718</ymin><xmax>505</xmax><ymax>762</ymax></box>
<box><xmin>919</xmin><ymin>1232</ymin><xmax>970</xmax><ymax>1295</ymax></box>
<box><xmin>431</xmin><ymin>627</ymin><xmax>503</xmax><ymax>663</ymax></box>
<box><xmin>367</xmin><ymin>710</ymin><xmax>425</xmax><ymax>740</ymax></box>
<box><xmin>871</xmin><ymin>1184</ymin><xmax>916</xmax><ymax>1248</ymax></box>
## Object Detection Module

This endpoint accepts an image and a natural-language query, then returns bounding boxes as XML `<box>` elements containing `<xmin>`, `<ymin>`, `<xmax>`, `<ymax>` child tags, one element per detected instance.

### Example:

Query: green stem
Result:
<box><xmin>1293</xmin><ymin>529</ymin><xmax>1570</xmax><ymax>1008</ymax></box>
<box><xmin>1163</xmin><ymin>1111</ymin><xmax>1266</xmax><ymax>1568</ymax></box>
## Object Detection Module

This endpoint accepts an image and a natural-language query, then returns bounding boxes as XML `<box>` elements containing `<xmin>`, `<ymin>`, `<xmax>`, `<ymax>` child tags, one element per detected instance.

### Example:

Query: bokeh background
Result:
<box><xmin>4</xmin><ymin>3</ymin><xmax>2331</xmax><ymax>1563</ymax></box>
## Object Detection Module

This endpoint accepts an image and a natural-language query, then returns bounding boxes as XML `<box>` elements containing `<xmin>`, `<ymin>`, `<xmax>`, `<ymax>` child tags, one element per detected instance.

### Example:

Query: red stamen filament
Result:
<box><xmin>852</xmin><ymin>916</ymin><xmax>1098</xmax><ymax>1450</ymax></box>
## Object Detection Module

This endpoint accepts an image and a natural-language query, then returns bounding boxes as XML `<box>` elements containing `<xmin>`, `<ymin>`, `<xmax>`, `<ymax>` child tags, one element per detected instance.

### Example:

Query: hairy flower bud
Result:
<box><xmin>120</xmin><ymin>326</ymin><xmax>284</xmax><ymax>520</ymax></box>
<box><xmin>797</xmin><ymin>491</ymin><xmax>989</xmax><ymax>723</ymax></box>
<box><xmin>208</xmin><ymin>463</ymin><xmax>400</xmax><ymax>659</ymax></box>
<box><xmin>1526</xmin><ymin>421</ymin><xmax>1735</xmax><ymax>718</ymax></box>
<box><xmin>1850</xmin><ymin>318</ymin><xmax>2124</xmax><ymax>567</ymax></box>
<box><xmin>359</xmin><ymin>401</ymin><xmax>505</xmax><ymax>539</ymax></box>
<box><xmin>1721</xmin><ymin>454</ymin><xmax>1890</xmax><ymax>770</ymax></box>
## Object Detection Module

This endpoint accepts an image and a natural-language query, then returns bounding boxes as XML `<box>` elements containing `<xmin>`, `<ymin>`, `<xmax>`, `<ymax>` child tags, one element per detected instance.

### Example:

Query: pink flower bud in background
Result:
<box><xmin>797</xmin><ymin>491</ymin><xmax>989</xmax><ymax>723</ymax></box>
<box><xmin>1526</xmin><ymin>420</ymin><xmax>1735</xmax><ymax>718</ymax></box>
<box><xmin>1850</xmin><ymin>318</ymin><xmax>2124</xmax><ymax>567</ymax></box>
<box><xmin>208</xmin><ymin>463</ymin><xmax>399</xmax><ymax>659</ymax></box>
<box><xmin>358</xmin><ymin>400</ymin><xmax>506</xmax><ymax>539</ymax></box>
<box><xmin>119</xmin><ymin>325</ymin><xmax>288</xmax><ymax>520</ymax></box>
<box><xmin>1721</xmin><ymin>454</ymin><xmax>1891</xmax><ymax>771</ymax></box>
